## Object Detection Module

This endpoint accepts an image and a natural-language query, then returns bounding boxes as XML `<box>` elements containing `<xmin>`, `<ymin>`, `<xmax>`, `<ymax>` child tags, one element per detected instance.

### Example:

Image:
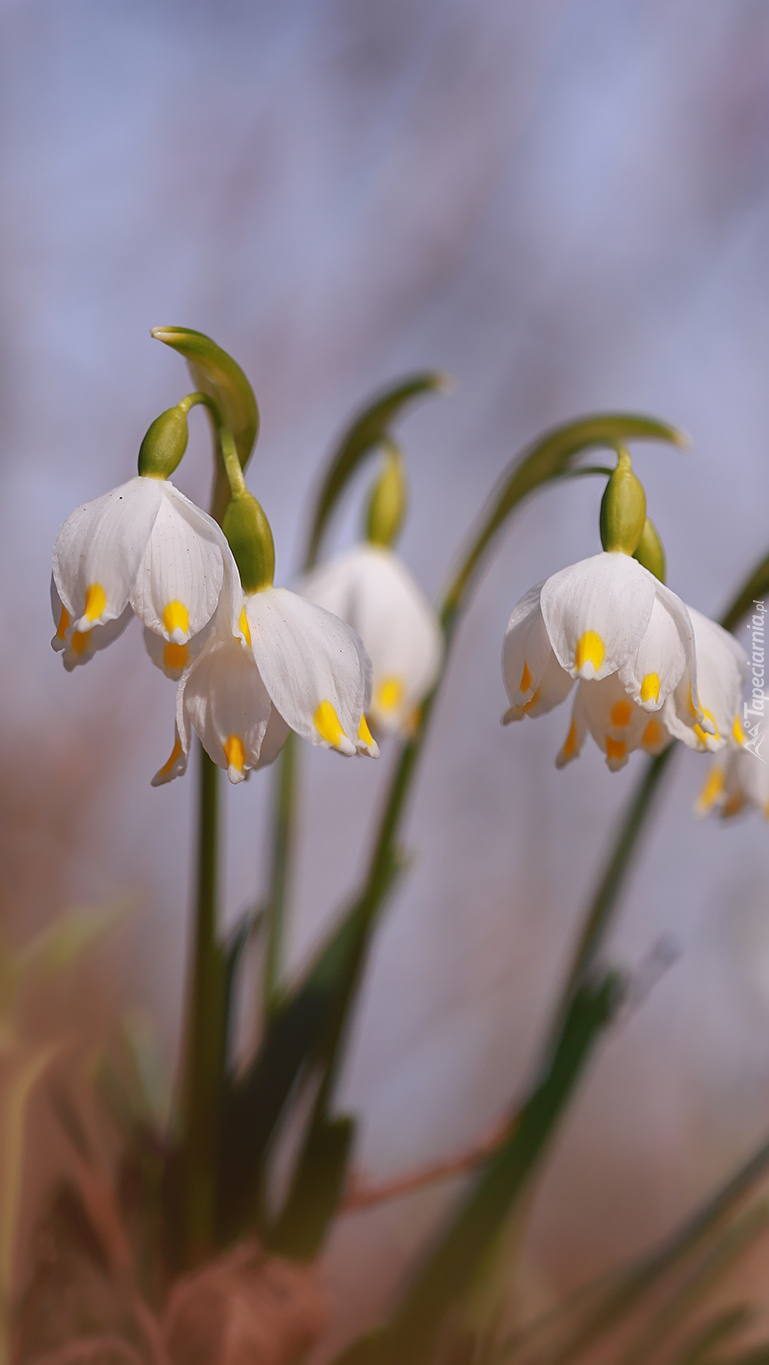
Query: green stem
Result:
<box><xmin>264</xmin><ymin>732</ymin><xmax>297</xmax><ymax>1019</ymax></box>
<box><xmin>180</xmin><ymin>738</ymin><xmax>226</xmax><ymax>1260</ymax></box>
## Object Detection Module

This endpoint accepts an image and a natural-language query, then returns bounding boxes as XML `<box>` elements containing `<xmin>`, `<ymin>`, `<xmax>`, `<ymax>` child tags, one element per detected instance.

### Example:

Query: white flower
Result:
<box><xmin>153</xmin><ymin>582</ymin><xmax>378</xmax><ymax>786</ymax></box>
<box><xmin>661</xmin><ymin>608</ymin><xmax>749</xmax><ymax>753</ymax></box>
<box><xmin>696</xmin><ymin>720</ymin><xmax>769</xmax><ymax>820</ymax></box>
<box><xmin>502</xmin><ymin>552</ymin><xmax>702</xmax><ymax>769</ymax></box>
<box><xmin>52</xmin><ymin>475</ymin><xmax>234</xmax><ymax>679</ymax></box>
<box><xmin>301</xmin><ymin>544</ymin><xmax>443</xmax><ymax>736</ymax></box>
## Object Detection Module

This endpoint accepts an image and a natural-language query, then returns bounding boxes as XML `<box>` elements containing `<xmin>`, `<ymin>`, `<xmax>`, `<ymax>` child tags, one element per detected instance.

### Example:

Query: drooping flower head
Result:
<box><xmin>154</xmin><ymin>481</ymin><xmax>378</xmax><ymax>786</ymax></box>
<box><xmin>501</xmin><ymin>449</ymin><xmax>748</xmax><ymax>771</ymax></box>
<box><xmin>51</xmin><ymin>398</ymin><xmax>234</xmax><ymax>677</ymax></box>
<box><xmin>696</xmin><ymin>703</ymin><xmax>769</xmax><ymax>821</ymax></box>
<box><xmin>301</xmin><ymin>443</ymin><xmax>443</xmax><ymax>736</ymax></box>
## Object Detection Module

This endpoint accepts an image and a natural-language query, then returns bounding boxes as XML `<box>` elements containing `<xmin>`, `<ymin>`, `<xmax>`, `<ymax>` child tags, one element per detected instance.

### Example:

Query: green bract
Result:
<box><xmin>633</xmin><ymin>516</ymin><xmax>667</xmax><ymax>583</ymax></box>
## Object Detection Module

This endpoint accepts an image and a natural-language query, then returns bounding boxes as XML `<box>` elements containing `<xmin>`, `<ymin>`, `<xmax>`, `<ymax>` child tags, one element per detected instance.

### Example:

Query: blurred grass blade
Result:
<box><xmin>303</xmin><ymin>371</ymin><xmax>448</xmax><ymax>571</ymax></box>
<box><xmin>269</xmin><ymin>1115</ymin><xmax>356</xmax><ymax>1260</ymax></box>
<box><xmin>19</xmin><ymin>900</ymin><xmax>131</xmax><ymax>978</ymax></box>
<box><xmin>0</xmin><ymin>1042</ymin><xmax>60</xmax><ymax>1365</ymax></box>
<box><xmin>151</xmin><ymin>326</ymin><xmax>259</xmax><ymax>523</ymax></box>
<box><xmin>616</xmin><ymin>1204</ymin><xmax>769</xmax><ymax>1365</ymax></box>
<box><xmin>442</xmin><ymin>413</ymin><xmax>686</xmax><ymax>630</ymax></box>
<box><xmin>672</xmin><ymin>1305</ymin><xmax>753</xmax><ymax>1365</ymax></box>
<box><xmin>335</xmin><ymin>974</ymin><xmax>623</xmax><ymax>1365</ymax></box>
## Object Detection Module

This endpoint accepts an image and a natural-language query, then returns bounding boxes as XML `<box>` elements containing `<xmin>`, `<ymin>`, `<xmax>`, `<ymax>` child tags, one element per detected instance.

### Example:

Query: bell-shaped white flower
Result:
<box><xmin>695</xmin><ymin>719</ymin><xmax>769</xmax><ymax>820</ymax></box>
<box><xmin>153</xmin><ymin>580</ymin><xmax>378</xmax><ymax>786</ymax></box>
<box><xmin>52</xmin><ymin>475</ymin><xmax>234</xmax><ymax>678</ymax></box>
<box><xmin>661</xmin><ymin>608</ymin><xmax>749</xmax><ymax>753</ymax></box>
<box><xmin>502</xmin><ymin>553</ymin><xmax>704</xmax><ymax>768</ymax></box>
<box><xmin>301</xmin><ymin>543</ymin><xmax>443</xmax><ymax>736</ymax></box>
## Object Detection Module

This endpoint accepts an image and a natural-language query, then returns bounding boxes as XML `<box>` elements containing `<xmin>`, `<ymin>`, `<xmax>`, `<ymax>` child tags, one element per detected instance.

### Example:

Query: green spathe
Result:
<box><xmin>137</xmin><ymin>404</ymin><xmax>189</xmax><ymax>480</ymax></box>
<box><xmin>633</xmin><ymin>516</ymin><xmax>666</xmax><ymax>583</ymax></box>
<box><xmin>365</xmin><ymin>442</ymin><xmax>407</xmax><ymax>548</ymax></box>
<box><xmin>223</xmin><ymin>489</ymin><xmax>275</xmax><ymax>593</ymax></box>
<box><xmin>600</xmin><ymin>448</ymin><xmax>647</xmax><ymax>555</ymax></box>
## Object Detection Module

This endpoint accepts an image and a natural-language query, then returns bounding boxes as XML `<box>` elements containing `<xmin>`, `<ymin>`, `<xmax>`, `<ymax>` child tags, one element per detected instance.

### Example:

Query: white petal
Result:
<box><xmin>245</xmin><ymin>587</ymin><xmax>372</xmax><ymax>756</ymax></box>
<box><xmin>663</xmin><ymin>609</ymin><xmax>748</xmax><ymax>752</ymax></box>
<box><xmin>53</xmin><ymin>476</ymin><xmax>162</xmax><ymax>630</ymax></box>
<box><xmin>253</xmin><ymin>706</ymin><xmax>291</xmax><ymax>770</ymax></box>
<box><xmin>618</xmin><ymin>583</ymin><xmax>693</xmax><ymax>710</ymax></box>
<box><xmin>182</xmin><ymin>633</ymin><xmax>272</xmax><ymax>783</ymax></box>
<box><xmin>143</xmin><ymin>619</ymin><xmax>214</xmax><ymax>681</ymax></box>
<box><xmin>130</xmin><ymin>483</ymin><xmax>231</xmax><ymax>643</ymax></box>
<box><xmin>555</xmin><ymin>688</ymin><xmax>588</xmax><ymax>768</ymax></box>
<box><xmin>502</xmin><ymin>583</ymin><xmax>573</xmax><ymax>721</ymax></box>
<box><xmin>540</xmin><ymin>552</ymin><xmax>656</xmax><ymax>681</ymax></box>
<box><xmin>151</xmin><ymin>722</ymin><xmax>189</xmax><ymax>787</ymax></box>
<box><xmin>50</xmin><ymin>576</ymin><xmax>132</xmax><ymax>670</ymax></box>
<box><xmin>572</xmin><ymin>674</ymin><xmax>672</xmax><ymax>771</ymax></box>
<box><xmin>303</xmin><ymin>545</ymin><xmax>442</xmax><ymax>737</ymax></box>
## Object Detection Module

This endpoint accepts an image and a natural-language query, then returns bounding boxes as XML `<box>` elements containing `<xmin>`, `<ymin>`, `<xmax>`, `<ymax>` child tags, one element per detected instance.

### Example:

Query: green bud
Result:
<box><xmin>365</xmin><ymin>442</ymin><xmax>408</xmax><ymax>548</ymax></box>
<box><xmin>223</xmin><ymin>489</ymin><xmax>275</xmax><ymax>593</ymax></box>
<box><xmin>599</xmin><ymin>448</ymin><xmax>647</xmax><ymax>555</ymax></box>
<box><xmin>137</xmin><ymin>404</ymin><xmax>190</xmax><ymax>479</ymax></box>
<box><xmin>633</xmin><ymin>517</ymin><xmax>666</xmax><ymax>583</ymax></box>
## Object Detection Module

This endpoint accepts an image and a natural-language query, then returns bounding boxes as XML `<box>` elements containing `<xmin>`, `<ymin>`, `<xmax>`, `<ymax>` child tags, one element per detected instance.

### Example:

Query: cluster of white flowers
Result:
<box><xmin>51</xmin><ymin>470</ymin><xmax>383</xmax><ymax>783</ymax></box>
<box><xmin>51</xmin><ymin>462</ymin><xmax>444</xmax><ymax>784</ymax></box>
<box><xmin>502</xmin><ymin>550</ymin><xmax>749</xmax><ymax>776</ymax></box>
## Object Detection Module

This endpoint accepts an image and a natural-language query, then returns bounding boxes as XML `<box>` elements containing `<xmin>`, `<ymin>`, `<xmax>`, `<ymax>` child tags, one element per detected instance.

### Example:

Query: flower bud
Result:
<box><xmin>137</xmin><ymin>403</ymin><xmax>190</xmax><ymax>479</ymax></box>
<box><xmin>599</xmin><ymin>448</ymin><xmax>647</xmax><ymax>555</ymax></box>
<box><xmin>223</xmin><ymin>488</ymin><xmax>275</xmax><ymax>592</ymax></box>
<box><xmin>633</xmin><ymin>517</ymin><xmax>666</xmax><ymax>583</ymax></box>
<box><xmin>365</xmin><ymin>442</ymin><xmax>408</xmax><ymax>548</ymax></box>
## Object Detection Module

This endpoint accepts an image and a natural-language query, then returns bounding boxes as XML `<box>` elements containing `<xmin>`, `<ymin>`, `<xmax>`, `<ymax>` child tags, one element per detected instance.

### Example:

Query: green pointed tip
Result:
<box><xmin>137</xmin><ymin>403</ymin><xmax>189</xmax><ymax>479</ymax></box>
<box><xmin>365</xmin><ymin>442</ymin><xmax>408</xmax><ymax>547</ymax></box>
<box><xmin>600</xmin><ymin>448</ymin><xmax>647</xmax><ymax>555</ymax></box>
<box><xmin>633</xmin><ymin>517</ymin><xmax>667</xmax><ymax>583</ymax></box>
<box><xmin>223</xmin><ymin>489</ymin><xmax>275</xmax><ymax>594</ymax></box>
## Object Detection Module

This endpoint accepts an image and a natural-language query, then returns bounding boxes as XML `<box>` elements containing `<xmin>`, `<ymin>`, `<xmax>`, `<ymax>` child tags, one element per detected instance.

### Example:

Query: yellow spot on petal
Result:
<box><xmin>70</xmin><ymin>630</ymin><xmax>91</xmax><ymax>657</ymax></box>
<box><xmin>575</xmin><ymin>631</ymin><xmax>605</xmax><ymax>676</ymax></box>
<box><xmin>223</xmin><ymin>735</ymin><xmax>245</xmax><ymax>774</ymax></box>
<box><xmin>84</xmin><ymin>582</ymin><xmax>106</xmax><ymax>622</ymax></box>
<box><xmin>642</xmin><ymin>719</ymin><xmax>663</xmax><ymax>750</ymax></box>
<box><xmin>520</xmin><ymin>661</ymin><xmax>532</xmax><ymax>693</ymax></box>
<box><xmin>733</xmin><ymin>715</ymin><xmax>746</xmax><ymax>745</ymax></box>
<box><xmin>693</xmin><ymin>707</ymin><xmax>719</xmax><ymax>748</ymax></box>
<box><xmin>163</xmin><ymin>641</ymin><xmax>188</xmax><ymax>673</ymax></box>
<box><xmin>640</xmin><ymin>672</ymin><xmax>660</xmax><ymax>704</ymax></box>
<box><xmin>156</xmin><ymin>733</ymin><xmax>183</xmax><ymax>779</ymax></box>
<box><xmin>375</xmin><ymin>676</ymin><xmax>404</xmax><ymax>714</ymax></box>
<box><xmin>561</xmin><ymin>719</ymin><xmax>579</xmax><ymax>761</ymax></box>
<box><xmin>605</xmin><ymin>736</ymin><xmax>626</xmax><ymax>764</ymax></box>
<box><xmin>314</xmin><ymin>700</ymin><xmax>345</xmax><ymax>748</ymax></box>
<box><xmin>523</xmin><ymin>688</ymin><xmax>541</xmax><ymax>712</ymax></box>
<box><xmin>56</xmin><ymin>604</ymin><xmax>70</xmax><ymax>640</ymax></box>
<box><xmin>697</xmin><ymin>766</ymin><xmax>724</xmax><ymax>814</ymax></box>
<box><xmin>358</xmin><ymin>714</ymin><xmax>374</xmax><ymax>747</ymax></box>
<box><xmin>723</xmin><ymin>793</ymin><xmax>745</xmax><ymax>818</ymax></box>
<box><xmin>687</xmin><ymin>685</ymin><xmax>700</xmax><ymax>721</ymax></box>
<box><xmin>163</xmin><ymin>599</ymin><xmax>189</xmax><ymax>640</ymax></box>
<box><xmin>610</xmin><ymin>700</ymin><xmax>633</xmax><ymax>728</ymax></box>
<box><xmin>239</xmin><ymin>606</ymin><xmax>252</xmax><ymax>646</ymax></box>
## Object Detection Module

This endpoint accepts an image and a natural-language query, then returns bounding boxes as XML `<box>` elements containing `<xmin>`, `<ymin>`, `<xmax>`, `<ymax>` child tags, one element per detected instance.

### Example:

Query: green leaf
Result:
<box><xmin>268</xmin><ymin>1116</ymin><xmax>356</xmax><ymax>1261</ymax></box>
<box><xmin>442</xmin><ymin>413</ymin><xmax>686</xmax><ymax>629</ymax></box>
<box><xmin>719</xmin><ymin>552</ymin><xmax>769</xmax><ymax>633</ymax></box>
<box><xmin>334</xmin><ymin>974</ymin><xmax>623</xmax><ymax>1365</ymax></box>
<box><xmin>151</xmin><ymin>327</ymin><xmax>259</xmax><ymax>523</ymax></box>
<box><xmin>303</xmin><ymin>371</ymin><xmax>449</xmax><ymax>571</ymax></box>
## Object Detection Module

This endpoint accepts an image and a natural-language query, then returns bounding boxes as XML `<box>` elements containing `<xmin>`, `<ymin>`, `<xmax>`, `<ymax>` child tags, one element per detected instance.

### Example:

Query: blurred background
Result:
<box><xmin>3</xmin><ymin>0</ymin><xmax>769</xmax><ymax>1349</ymax></box>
